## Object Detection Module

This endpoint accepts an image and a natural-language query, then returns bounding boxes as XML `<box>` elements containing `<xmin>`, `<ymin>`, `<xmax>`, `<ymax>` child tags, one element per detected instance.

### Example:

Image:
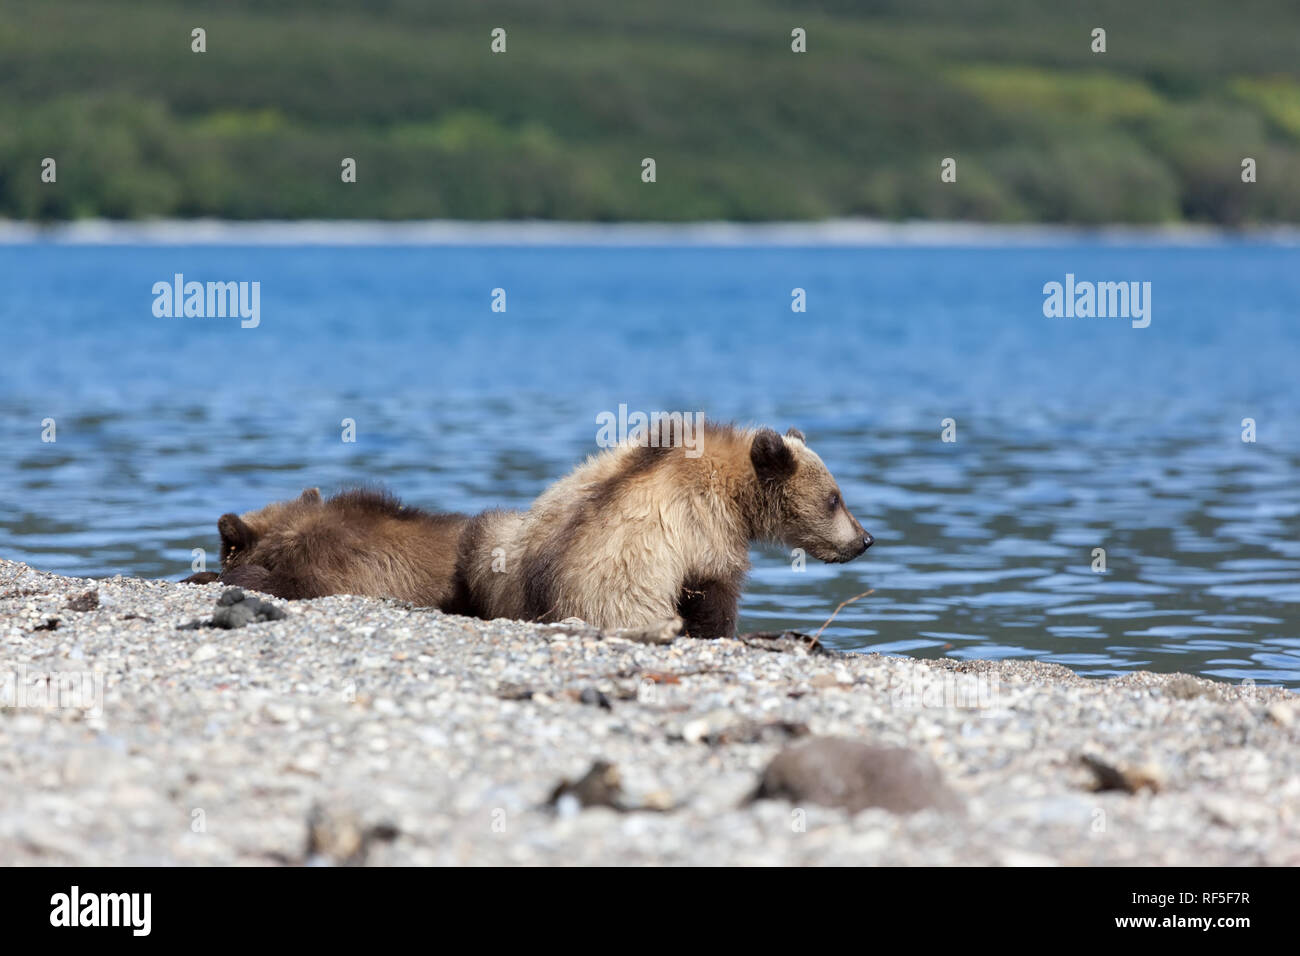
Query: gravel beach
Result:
<box><xmin>1</xmin><ymin>557</ymin><xmax>1297</xmax><ymax>866</ymax></box>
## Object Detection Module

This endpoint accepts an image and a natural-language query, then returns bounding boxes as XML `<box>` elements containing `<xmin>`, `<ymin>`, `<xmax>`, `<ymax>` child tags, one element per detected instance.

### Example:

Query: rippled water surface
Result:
<box><xmin>2</xmin><ymin>239</ymin><xmax>1298</xmax><ymax>685</ymax></box>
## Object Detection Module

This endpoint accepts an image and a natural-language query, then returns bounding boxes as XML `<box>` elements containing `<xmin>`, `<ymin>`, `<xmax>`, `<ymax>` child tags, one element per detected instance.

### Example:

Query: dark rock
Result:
<box><xmin>712</xmin><ymin>719</ymin><xmax>809</xmax><ymax>746</ymax></box>
<box><xmin>496</xmin><ymin>682</ymin><xmax>534</xmax><ymax>701</ymax></box>
<box><xmin>65</xmin><ymin>589</ymin><xmax>99</xmax><ymax>611</ymax></box>
<box><xmin>33</xmin><ymin>618</ymin><xmax>60</xmax><ymax>631</ymax></box>
<box><xmin>1081</xmin><ymin>753</ymin><xmax>1163</xmax><ymax>794</ymax></box>
<box><xmin>305</xmin><ymin>804</ymin><xmax>400</xmax><ymax>866</ymax></box>
<box><xmin>253</xmin><ymin>599</ymin><xmax>286</xmax><ymax>622</ymax></box>
<box><xmin>212</xmin><ymin>602</ymin><xmax>256</xmax><ymax>629</ymax></box>
<box><xmin>549</xmin><ymin>760</ymin><xmax>623</xmax><ymax>810</ymax></box>
<box><xmin>180</xmin><ymin>590</ymin><xmax>287</xmax><ymax>630</ymax></box>
<box><xmin>212</xmin><ymin>593</ymin><xmax>285</xmax><ymax>629</ymax></box>
<box><xmin>579</xmin><ymin>687</ymin><xmax>612</xmax><ymax>710</ymax></box>
<box><xmin>752</xmin><ymin>736</ymin><xmax>963</xmax><ymax>814</ymax></box>
<box><xmin>738</xmin><ymin>630</ymin><xmax>831</xmax><ymax>656</ymax></box>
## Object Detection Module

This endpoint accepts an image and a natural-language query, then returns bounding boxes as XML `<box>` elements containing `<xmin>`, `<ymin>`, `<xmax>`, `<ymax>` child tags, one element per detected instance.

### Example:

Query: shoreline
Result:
<box><xmin>2</xmin><ymin>218</ymin><xmax>1299</xmax><ymax>247</ymax></box>
<box><xmin>1</xmin><ymin>557</ymin><xmax>1296</xmax><ymax>865</ymax></box>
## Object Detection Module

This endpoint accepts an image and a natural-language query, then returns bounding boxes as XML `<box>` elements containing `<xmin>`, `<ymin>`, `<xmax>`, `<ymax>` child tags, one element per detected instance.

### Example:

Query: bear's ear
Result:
<box><xmin>750</xmin><ymin>428</ymin><xmax>797</xmax><ymax>483</ymax></box>
<box><xmin>785</xmin><ymin>427</ymin><xmax>806</xmax><ymax>444</ymax></box>
<box><xmin>217</xmin><ymin>513</ymin><xmax>255</xmax><ymax>555</ymax></box>
<box><xmin>300</xmin><ymin>487</ymin><xmax>322</xmax><ymax>504</ymax></box>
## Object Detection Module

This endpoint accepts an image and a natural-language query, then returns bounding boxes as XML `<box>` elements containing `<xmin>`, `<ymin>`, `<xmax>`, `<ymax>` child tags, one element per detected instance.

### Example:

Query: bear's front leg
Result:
<box><xmin>218</xmin><ymin>563</ymin><xmax>280</xmax><ymax>596</ymax></box>
<box><xmin>180</xmin><ymin>571</ymin><xmax>220</xmax><ymax>584</ymax></box>
<box><xmin>676</xmin><ymin>577</ymin><xmax>740</xmax><ymax>638</ymax></box>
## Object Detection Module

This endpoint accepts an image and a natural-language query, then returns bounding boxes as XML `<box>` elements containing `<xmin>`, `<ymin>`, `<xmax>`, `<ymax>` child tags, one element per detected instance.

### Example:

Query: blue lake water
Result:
<box><xmin>2</xmin><ymin>237</ymin><xmax>1299</xmax><ymax>686</ymax></box>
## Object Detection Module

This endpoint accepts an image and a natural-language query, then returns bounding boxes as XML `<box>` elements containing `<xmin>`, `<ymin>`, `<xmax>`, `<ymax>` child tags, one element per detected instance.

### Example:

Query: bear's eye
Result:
<box><xmin>827</xmin><ymin>492</ymin><xmax>840</xmax><ymax>511</ymax></box>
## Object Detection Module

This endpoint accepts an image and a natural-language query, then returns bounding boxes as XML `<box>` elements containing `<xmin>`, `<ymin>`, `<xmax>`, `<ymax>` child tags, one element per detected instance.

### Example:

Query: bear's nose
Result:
<box><xmin>862</xmin><ymin>533</ymin><xmax>874</xmax><ymax>550</ymax></box>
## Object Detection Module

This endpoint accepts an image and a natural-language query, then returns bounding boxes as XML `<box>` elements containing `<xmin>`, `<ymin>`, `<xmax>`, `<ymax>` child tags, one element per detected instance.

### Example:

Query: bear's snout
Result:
<box><xmin>843</xmin><ymin>530</ymin><xmax>871</xmax><ymax>560</ymax></box>
<box><xmin>837</xmin><ymin>515</ymin><xmax>872</xmax><ymax>561</ymax></box>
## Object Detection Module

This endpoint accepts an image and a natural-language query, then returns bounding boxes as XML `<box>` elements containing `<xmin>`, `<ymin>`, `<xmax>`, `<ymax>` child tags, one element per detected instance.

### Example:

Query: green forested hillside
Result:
<box><xmin>2</xmin><ymin>0</ymin><xmax>1298</xmax><ymax>222</ymax></box>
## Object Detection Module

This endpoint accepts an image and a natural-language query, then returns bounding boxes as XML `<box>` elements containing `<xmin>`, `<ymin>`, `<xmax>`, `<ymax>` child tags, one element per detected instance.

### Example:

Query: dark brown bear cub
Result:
<box><xmin>188</xmin><ymin>487</ymin><xmax>468</xmax><ymax>606</ymax></box>
<box><xmin>449</xmin><ymin>423</ymin><xmax>872</xmax><ymax>637</ymax></box>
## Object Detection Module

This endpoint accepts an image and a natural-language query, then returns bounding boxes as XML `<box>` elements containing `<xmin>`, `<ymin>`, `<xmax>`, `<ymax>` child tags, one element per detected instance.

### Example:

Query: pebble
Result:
<box><xmin>752</xmin><ymin>736</ymin><xmax>963</xmax><ymax>814</ymax></box>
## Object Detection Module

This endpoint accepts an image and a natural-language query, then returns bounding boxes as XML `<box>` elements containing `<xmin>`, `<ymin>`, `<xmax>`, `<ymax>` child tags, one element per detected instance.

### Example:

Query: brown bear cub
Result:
<box><xmin>447</xmin><ymin>423</ymin><xmax>872</xmax><ymax>637</ymax></box>
<box><xmin>185</xmin><ymin>487</ymin><xmax>468</xmax><ymax>606</ymax></box>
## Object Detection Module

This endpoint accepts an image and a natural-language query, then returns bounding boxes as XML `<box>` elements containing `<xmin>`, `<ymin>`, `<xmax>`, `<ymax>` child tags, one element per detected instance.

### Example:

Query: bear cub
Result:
<box><xmin>447</xmin><ymin>423</ymin><xmax>872</xmax><ymax>637</ymax></box>
<box><xmin>185</xmin><ymin>487</ymin><xmax>468</xmax><ymax>606</ymax></box>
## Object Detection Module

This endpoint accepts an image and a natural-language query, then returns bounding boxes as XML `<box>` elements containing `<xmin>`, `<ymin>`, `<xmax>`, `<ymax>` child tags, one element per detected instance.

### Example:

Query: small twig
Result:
<box><xmin>810</xmin><ymin>589</ymin><xmax>874</xmax><ymax>646</ymax></box>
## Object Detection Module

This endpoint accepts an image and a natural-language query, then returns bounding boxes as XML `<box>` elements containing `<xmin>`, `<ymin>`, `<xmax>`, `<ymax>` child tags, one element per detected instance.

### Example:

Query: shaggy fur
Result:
<box><xmin>448</xmin><ymin>423</ymin><xmax>872</xmax><ymax>637</ymax></box>
<box><xmin>185</xmin><ymin>487</ymin><xmax>469</xmax><ymax>605</ymax></box>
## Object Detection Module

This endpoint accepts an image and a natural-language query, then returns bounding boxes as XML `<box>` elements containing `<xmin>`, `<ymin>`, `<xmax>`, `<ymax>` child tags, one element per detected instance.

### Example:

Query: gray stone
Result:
<box><xmin>753</xmin><ymin>737</ymin><xmax>963</xmax><ymax>814</ymax></box>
